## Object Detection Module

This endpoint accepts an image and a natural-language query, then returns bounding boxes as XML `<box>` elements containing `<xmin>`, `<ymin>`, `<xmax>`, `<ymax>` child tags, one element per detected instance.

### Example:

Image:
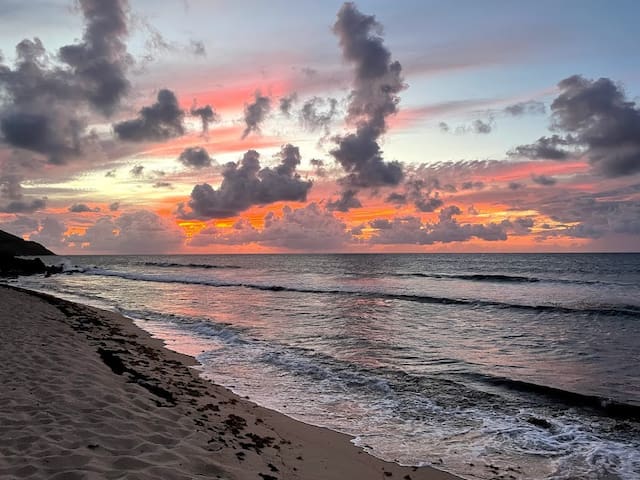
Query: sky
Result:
<box><xmin>0</xmin><ymin>0</ymin><xmax>639</xmax><ymax>254</ymax></box>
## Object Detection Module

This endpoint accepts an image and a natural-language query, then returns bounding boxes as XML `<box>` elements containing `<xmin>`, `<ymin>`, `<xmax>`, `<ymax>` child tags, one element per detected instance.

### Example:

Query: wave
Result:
<box><xmin>138</xmin><ymin>261</ymin><xmax>241</xmax><ymax>270</ymax></box>
<box><xmin>463</xmin><ymin>372</ymin><xmax>640</xmax><ymax>420</ymax></box>
<box><xmin>395</xmin><ymin>272</ymin><xmax>541</xmax><ymax>283</ymax></box>
<box><xmin>391</xmin><ymin>272</ymin><xmax>631</xmax><ymax>287</ymax></box>
<box><xmin>77</xmin><ymin>267</ymin><xmax>640</xmax><ymax>318</ymax></box>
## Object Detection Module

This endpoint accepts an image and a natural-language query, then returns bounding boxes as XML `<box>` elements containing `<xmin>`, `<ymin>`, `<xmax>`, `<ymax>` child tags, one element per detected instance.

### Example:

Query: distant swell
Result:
<box><xmin>396</xmin><ymin>273</ymin><xmax>540</xmax><ymax>283</ymax></box>
<box><xmin>465</xmin><ymin>373</ymin><xmax>640</xmax><ymax>420</ymax></box>
<box><xmin>80</xmin><ymin>267</ymin><xmax>640</xmax><ymax>318</ymax></box>
<box><xmin>391</xmin><ymin>272</ymin><xmax>626</xmax><ymax>286</ymax></box>
<box><xmin>139</xmin><ymin>261</ymin><xmax>241</xmax><ymax>270</ymax></box>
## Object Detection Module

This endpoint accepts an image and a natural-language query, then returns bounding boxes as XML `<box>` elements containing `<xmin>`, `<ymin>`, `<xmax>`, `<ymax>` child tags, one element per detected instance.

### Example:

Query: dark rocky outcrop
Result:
<box><xmin>0</xmin><ymin>229</ymin><xmax>59</xmax><ymax>277</ymax></box>
<box><xmin>0</xmin><ymin>230</ymin><xmax>54</xmax><ymax>256</ymax></box>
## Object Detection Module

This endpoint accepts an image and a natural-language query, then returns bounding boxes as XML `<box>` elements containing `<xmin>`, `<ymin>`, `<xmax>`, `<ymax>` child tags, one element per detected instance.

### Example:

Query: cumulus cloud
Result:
<box><xmin>191</xmin><ymin>203</ymin><xmax>351</xmax><ymax>251</ymax></box>
<box><xmin>370</xmin><ymin>207</ymin><xmax>510</xmax><ymax>245</ymax></box>
<box><xmin>113</xmin><ymin>89</ymin><xmax>184</xmax><ymax>141</ymax></box>
<box><xmin>190</xmin><ymin>103</ymin><xmax>218</xmax><ymax>135</ymax></box>
<box><xmin>130</xmin><ymin>164</ymin><xmax>144</xmax><ymax>177</ymax></box>
<box><xmin>509</xmin><ymin>134</ymin><xmax>571</xmax><ymax>160</ymax></box>
<box><xmin>0</xmin><ymin>175</ymin><xmax>46</xmax><ymax>213</ymax></box>
<box><xmin>242</xmin><ymin>91</ymin><xmax>271</xmax><ymax>139</ymax></box>
<box><xmin>66</xmin><ymin>210</ymin><xmax>183</xmax><ymax>253</ymax></box>
<box><xmin>442</xmin><ymin>117</ymin><xmax>494</xmax><ymax>135</ymax></box>
<box><xmin>0</xmin><ymin>0</ymin><xmax>131</xmax><ymax>164</ymax></box>
<box><xmin>461</xmin><ymin>181</ymin><xmax>484</xmax><ymax>190</ymax></box>
<box><xmin>310</xmin><ymin>158</ymin><xmax>327</xmax><ymax>177</ymax></box>
<box><xmin>109</xmin><ymin>201</ymin><xmax>120</xmax><ymax>211</ymax></box>
<box><xmin>189</xmin><ymin>39</ymin><xmax>206</xmax><ymax>56</ymax></box>
<box><xmin>279</xmin><ymin>93</ymin><xmax>298</xmax><ymax>117</ymax></box>
<box><xmin>179</xmin><ymin>144</ymin><xmax>312</xmax><ymax>219</ymax></box>
<box><xmin>330</xmin><ymin>2</ymin><xmax>405</xmax><ymax>188</ymax></box>
<box><xmin>470</xmin><ymin>118</ymin><xmax>492</xmax><ymax>134</ymax></box>
<box><xmin>387</xmin><ymin>177</ymin><xmax>444</xmax><ymax>212</ymax></box>
<box><xmin>300</xmin><ymin>97</ymin><xmax>338</xmax><ymax>136</ymax></box>
<box><xmin>30</xmin><ymin>217</ymin><xmax>67</xmax><ymax>250</ymax></box>
<box><xmin>511</xmin><ymin>75</ymin><xmax>640</xmax><ymax>176</ymax></box>
<box><xmin>504</xmin><ymin>101</ymin><xmax>546</xmax><ymax>116</ymax></box>
<box><xmin>58</xmin><ymin>0</ymin><xmax>131</xmax><ymax>115</ymax></box>
<box><xmin>178</xmin><ymin>146</ymin><xmax>212</xmax><ymax>169</ymax></box>
<box><xmin>258</xmin><ymin>203</ymin><xmax>351</xmax><ymax>250</ymax></box>
<box><xmin>69</xmin><ymin>203</ymin><xmax>100</xmax><ymax>213</ymax></box>
<box><xmin>327</xmin><ymin>188</ymin><xmax>362</xmax><ymax>212</ymax></box>
<box><xmin>0</xmin><ymin>215</ymin><xmax>39</xmax><ymax>237</ymax></box>
<box><xmin>531</xmin><ymin>174</ymin><xmax>557</xmax><ymax>186</ymax></box>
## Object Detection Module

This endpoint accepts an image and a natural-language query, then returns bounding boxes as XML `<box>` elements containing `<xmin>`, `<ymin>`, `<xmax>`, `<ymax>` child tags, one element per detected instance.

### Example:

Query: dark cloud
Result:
<box><xmin>69</xmin><ymin>203</ymin><xmax>100</xmax><ymax>213</ymax></box>
<box><xmin>471</xmin><ymin>118</ymin><xmax>492</xmax><ymax>134</ymax></box>
<box><xmin>370</xmin><ymin>218</ymin><xmax>392</xmax><ymax>230</ymax></box>
<box><xmin>178</xmin><ymin>147</ymin><xmax>212</xmax><ymax>169</ymax></box>
<box><xmin>153</xmin><ymin>181</ymin><xmax>172</xmax><ymax>188</ymax></box>
<box><xmin>512</xmin><ymin>75</ymin><xmax>640</xmax><ymax>177</ymax></box>
<box><xmin>531</xmin><ymin>174</ymin><xmax>557</xmax><ymax>186</ymax></box>
<box><xmin>242</xmin><ymin>92</ymin><xmax>271</xmax><ymax>139</ymax></box>
<box><xmin>189</xmin><ymin>39</ymin><xmax>206</xmax><ymax>56</ymax></box>
<box><xmin>0</xmin><ymin>175</ymin><xmax>46</xmax><ymax>213</ymax></box>
<box><xmin>416</xmin><ymin>195</ymin><xmax>444</xmax><ymax>212</ymax></box>
<box><xmin>509</xmin><ymin>134</ymin><xmax>571</xmax><ymax>160</ymax></box>
<box><xmin>130</xmin><ymin>164</ymin><xmax>144</xmax><ymax>177</ymax></box>
<box><xmin>504</xmin><ymin>101</ymin><xmax>546</xmax><ymax>116</ymax></box>
<box><xmin>386</xmin><ymin>192</ymin><xmax>406</xmax><ymax>205</ymax></box>
<box><xmin>330</xmin><ymin>2</ymin><xmax>405</xmax><ymax>188</ymax></box>
<box><xmin>109</xmin><ymin>201</ymin><xmax>120</xmax><ymax>211</ymax></box>
<box><xmin>0</xmin><ymin>197</ymin><xmax>46</xmax><ymax>214</ymax></box>
<box><xmin>279</xmin><ymin>93</ymin><xmax>298</xmax><ymax>117</ymax></box>
<box><xmin>105</xmin><ymin>169</ymin><xmax>116</xmax><ymax>177</ymax></box>
<box><xmin>0</xmin><ymin>38</ymin><xmax>85</xmax><ymax>164</ymax></box>
<box><xmin>510</xmin><ymin>217</ymin><xmax>535</xmax><ymax>234</ymax></box>
<box><xmin>190</xmin><ymin>103</ymin><xmax>218</xmax><ymax>135</ymax></box>
<box><xmin>0</xmin><ymin>1</ymin><xmax>131</xmax><ymax>164</ymax></box>
<box><xmin>536</xmin><ymin>193</ymin><xmax>640</xmax><ymax>240</ymax></box>
<box><xmin>509</xmin><ymin>181</ymin><xmax>524</xmax><ymax>190</ymax></box>
<box><xmin>461</xmin><ymin>181</ymin><xmax>484</xmax><ymax>190</ymax></box>
<box><xmin>300</xmin><ymin>97</ymin><xmax>338</xmax><ymax>135</ymax></box>
<box><xmin>310</xmin><ymin>158</ymin><xmax>326</xmax><ymax>177</ymax></box>
<box><xmin>180</xmin><ymin>145</ymin><xmax>312</xmax><ymax>219</ymax></box>
<box><xmin>58</xmin><ymin>0</ymin><xmax>131</xmax><ymax>115</ymax></box>
<box><xmin>114</xmin><ymin>89</ymin><xmax>184</xmax><ymax>142</ymax></box>
<box><xmin>389</xmin><ymin>178</ymin><xmax>444</xmax><ymax>212</ymax></box>
<box><xmin>327</xmin><ymin>189</ymin><xmax>362</xmax><ymax>212</ymax></box>
<box><xmin>439</xmin><ymin>117</ymin><xmax>494</xmax><ymax>135</ymax></box>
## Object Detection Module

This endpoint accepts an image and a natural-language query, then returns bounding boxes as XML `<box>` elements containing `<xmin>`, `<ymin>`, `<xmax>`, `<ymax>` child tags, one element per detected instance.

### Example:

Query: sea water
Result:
<box><xmin>12</xmin><ymin>253</ymin><xmax>640</xmax><ymax>479</ymax></box>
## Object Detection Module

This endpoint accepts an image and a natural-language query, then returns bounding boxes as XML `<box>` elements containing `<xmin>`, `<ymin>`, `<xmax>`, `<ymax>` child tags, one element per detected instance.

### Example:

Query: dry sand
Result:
<box><xmin>0</xmin><ymin>284</ymin><xmax>461</xmax><ymax>480</ymax></box>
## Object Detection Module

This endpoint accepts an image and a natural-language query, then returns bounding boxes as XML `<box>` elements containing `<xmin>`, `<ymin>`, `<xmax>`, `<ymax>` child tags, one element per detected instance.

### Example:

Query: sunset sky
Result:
<box><xmin>1</xmin><ymin>0</ymin><xmax>639</xmax><ymax>254</ymax></box>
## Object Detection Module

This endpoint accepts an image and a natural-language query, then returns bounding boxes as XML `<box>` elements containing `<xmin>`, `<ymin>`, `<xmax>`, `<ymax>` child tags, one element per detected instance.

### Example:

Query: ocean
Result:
<box><xmin>10</xmin><ymin>253</ymin><xmax>640</xmax><ymax>479</ymax></box>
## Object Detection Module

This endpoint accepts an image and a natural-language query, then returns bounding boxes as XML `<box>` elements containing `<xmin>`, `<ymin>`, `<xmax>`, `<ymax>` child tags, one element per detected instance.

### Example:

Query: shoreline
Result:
<box><xmin>0</xmin><ymin>284</ymin><xmax>461</xmax><ymax>480</ymax></box>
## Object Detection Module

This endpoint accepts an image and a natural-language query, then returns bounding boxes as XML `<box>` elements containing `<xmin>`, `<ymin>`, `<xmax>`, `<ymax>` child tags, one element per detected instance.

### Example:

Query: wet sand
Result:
<box><xmin>0</xmin><ymin>284</ymin><xmax>461</xmax><ymax>480</ymax></box>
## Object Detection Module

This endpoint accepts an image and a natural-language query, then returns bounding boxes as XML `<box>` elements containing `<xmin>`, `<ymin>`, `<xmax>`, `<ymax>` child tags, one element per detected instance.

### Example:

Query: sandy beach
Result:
<box><xmin>0</xmin><ymin>284</ymin><xmax>460</xmax><ymax>480</ymax></box>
